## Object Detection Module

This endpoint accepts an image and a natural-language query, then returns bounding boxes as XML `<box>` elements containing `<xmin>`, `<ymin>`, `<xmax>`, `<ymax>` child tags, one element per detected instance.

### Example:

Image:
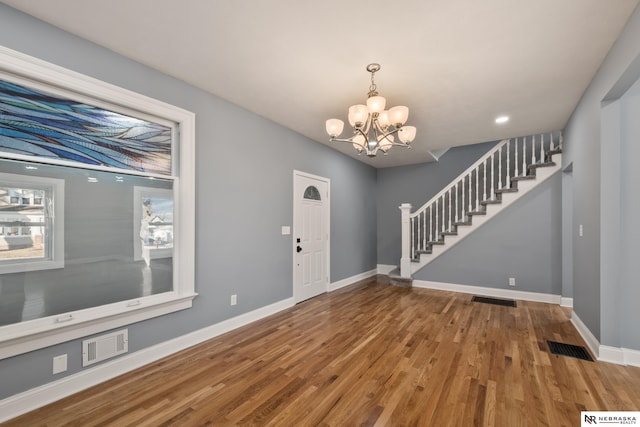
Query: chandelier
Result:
<box><xmin>325</xmin><ymin>63</ymin><xmax>416</xmax><ymax>157</ymax></box>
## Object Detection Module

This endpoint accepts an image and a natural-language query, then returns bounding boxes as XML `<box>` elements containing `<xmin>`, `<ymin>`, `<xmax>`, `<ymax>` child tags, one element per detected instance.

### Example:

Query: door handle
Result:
<box><xmin>296</xmin><ymin>246</ymin><xmax>302</xmax><ymax>253</ymax></box>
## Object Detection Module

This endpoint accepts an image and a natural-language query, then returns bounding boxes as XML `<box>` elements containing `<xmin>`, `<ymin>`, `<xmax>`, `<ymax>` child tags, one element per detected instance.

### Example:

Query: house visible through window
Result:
<box><xmin>0</xmin><ymin>174</ymin><xmax>63</xmax><ymax>274</ymax></box>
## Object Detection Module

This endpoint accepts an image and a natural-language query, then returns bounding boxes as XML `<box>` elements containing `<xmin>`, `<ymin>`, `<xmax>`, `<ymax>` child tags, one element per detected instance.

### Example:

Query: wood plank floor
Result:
<box><xmin>4</xmin><ymin>276</ymin><xmax>640</xmax><ymax>426</ymax></box>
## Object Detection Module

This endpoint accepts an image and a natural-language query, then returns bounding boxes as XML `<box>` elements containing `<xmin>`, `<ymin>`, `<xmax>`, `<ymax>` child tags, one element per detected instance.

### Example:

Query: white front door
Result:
<box><xmin>293</xmin><ymin>171</ymin><xmax>330</xmax><ymax>303</ymax></box>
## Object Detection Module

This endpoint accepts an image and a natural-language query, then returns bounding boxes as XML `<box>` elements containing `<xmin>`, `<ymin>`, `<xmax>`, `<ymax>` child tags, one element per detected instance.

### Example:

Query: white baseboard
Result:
<box><xmin>413</xmin><ymin>280</ymin><xmax>562</xmax><ymax>305</ymax></box>
<box><xmin>0</xmin><ymin>297</ymin><xmax>295</xmax><ymax>423</ymax></box>
<box><xmin>599</xmin><ymin>345</ymin><xmax>640</xmax><ymax>367</ymax></box>
<box><xmin>598</xmin><ymin>345</ymin><xmax>624</xmax><ymax>365</ymax></box>
<box><xmin>377</xmin><ymin>264</ymin><xmax>396</xmax><ymax>275</ymax></box>
<box><xmin>570</xmin><ymin>311</ymin><xmax>600</xmax><ymax>359</ymax></box>
<box><xmin>328</xmin><ymin>268</ymin><xmax>377</xmax><ymax>292</ymax></box>
<box><xmin>560</xmin><ymin>297</ymin><xmax>573</xmax><ymax>308</ymax></box>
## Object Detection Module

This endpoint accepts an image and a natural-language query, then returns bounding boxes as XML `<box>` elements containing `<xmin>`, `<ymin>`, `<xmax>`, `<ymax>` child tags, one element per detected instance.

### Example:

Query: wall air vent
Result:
<box><xmin>82</xmin><ymin>329</ymin><xmax>128</xmax><ymax>367</ymax></box>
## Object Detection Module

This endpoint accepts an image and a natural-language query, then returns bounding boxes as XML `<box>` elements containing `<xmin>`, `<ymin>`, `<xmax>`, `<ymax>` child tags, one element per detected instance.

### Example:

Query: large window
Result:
<box><xmin>0</xmin><ymin>46</ymin><xmax>196</xmax><ymax>359</ymax></box>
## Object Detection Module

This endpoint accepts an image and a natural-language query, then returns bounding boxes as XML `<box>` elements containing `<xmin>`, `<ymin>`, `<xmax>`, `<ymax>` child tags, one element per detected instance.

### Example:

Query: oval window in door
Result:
<box><xmin>303</xmin><ymin>185</ymin><xmax>321</xmax><ymax>201</ymax></box>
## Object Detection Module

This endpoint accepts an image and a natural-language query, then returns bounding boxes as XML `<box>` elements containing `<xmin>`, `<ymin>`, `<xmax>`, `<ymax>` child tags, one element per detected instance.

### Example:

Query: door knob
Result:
<box><xmin>296</xmin><ymin>246</ymin><xmax>302</xmax><ymax>253</ymax></box>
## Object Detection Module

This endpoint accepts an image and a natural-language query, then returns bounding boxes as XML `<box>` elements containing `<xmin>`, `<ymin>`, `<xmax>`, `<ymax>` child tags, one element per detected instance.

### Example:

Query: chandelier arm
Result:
<box><xmin>379</xmin><ymin>126</ymin><xmax>399</xmax><ymax>137</ymax></box>
<box><xmin>361</xmin><ymin>113</ymin><xmax>373</xmax><ymax>135</ymax></box>
<box><xmin>329</xmin><ymin>137</ymin><xmax>355</xmax><ymax>144</ymax></box>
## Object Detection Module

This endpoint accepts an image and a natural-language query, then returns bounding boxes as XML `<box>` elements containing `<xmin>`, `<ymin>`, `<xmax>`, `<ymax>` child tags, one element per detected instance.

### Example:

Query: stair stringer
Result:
<box><xmin>409</xmin><ymin>153</ymin><xmax>562</xmax><ymax>275</ymax></box>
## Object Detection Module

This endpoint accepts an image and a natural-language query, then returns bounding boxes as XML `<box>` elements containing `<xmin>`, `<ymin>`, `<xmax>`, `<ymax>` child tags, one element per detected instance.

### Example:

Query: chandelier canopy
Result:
<box><xmin>326</xmin><ymin>63</ymin><xmax>416</xmax><ymax>157</ymax></box>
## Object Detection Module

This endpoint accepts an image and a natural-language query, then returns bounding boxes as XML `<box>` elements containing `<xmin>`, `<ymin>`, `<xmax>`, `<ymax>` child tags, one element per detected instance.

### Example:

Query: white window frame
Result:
<box><xmin>0</xmin><ymin>173</ymin><xmax>65</xmax><ymax>274</ymax></box>
<box><xmin>0</xmin><ymin>45</ymin><xmax>196</xmax><ymax>360</ymax></box>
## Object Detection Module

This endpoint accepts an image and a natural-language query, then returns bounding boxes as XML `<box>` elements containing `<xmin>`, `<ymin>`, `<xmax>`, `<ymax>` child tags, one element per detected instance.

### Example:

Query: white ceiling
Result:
<box><xmin>2</xmin><ymin>0</ymin><xmax>639</xmax><ymax>168</ymax></box>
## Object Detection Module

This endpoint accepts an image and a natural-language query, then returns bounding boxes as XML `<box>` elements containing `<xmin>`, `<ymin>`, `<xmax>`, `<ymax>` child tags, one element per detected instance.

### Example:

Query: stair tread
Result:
<box><xmin>511</xmin><ymin>175</ymin><xmax>535</xmax><ymax>181</ymax></box>
<box><xmin>454</xmin><ymin>221</ymin><xmax>472</xmax><ymax>226</ymax></box>
<box><xmin>529</xmin><ymin>161</ymin><xmax>555</xmax><ymax>169</ymax></box>
<box><xmin>480</xmin><ymin>199</ymin><xmax>501</xmax><ymax>205</ymax></box>
<box><xmin>468</xmin><ymin>210</ymin><xmax>486</xmax><ymax>215</ymax></box>
<box><xmin>495</xmin><ymin>187</ymin><xmax>518</xmax><ymax>194</ymax></box>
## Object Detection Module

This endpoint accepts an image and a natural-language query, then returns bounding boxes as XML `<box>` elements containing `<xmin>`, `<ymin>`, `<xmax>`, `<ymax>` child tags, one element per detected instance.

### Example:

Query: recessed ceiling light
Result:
<box><xmin>495</xmin><ymin>116</ymin><xmax>509</xmax><ymax>124</ymax></box>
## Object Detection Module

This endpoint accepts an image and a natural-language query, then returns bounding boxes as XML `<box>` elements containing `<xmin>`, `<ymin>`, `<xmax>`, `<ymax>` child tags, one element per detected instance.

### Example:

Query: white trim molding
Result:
<box><xmin>560</xmin><ymin>297</ymin><xmax>574</xmax><ymax>308</ymax></box>
<box><xmin>329</xmin><ymin>268</ymin><xmax>377</xmax><ymax>292</ymax></box>
<box><xmin>570</xmin><ymin>311</ymin><xmax>600</xmax><ymax>359</ymax></box>
<box><xmin>413</xmin><ymin>280</ymin><xmax>562</xmax><ymax>305</ymax></box>
<box><xmin>376</xmin><ymin>264</ymin><xmax>397</xmax><ymax>275</ymax></box>
<box><xmin>599</xmin><ymin>346</ymin><xmax>640</xmax><ymax>367</ymax></box>
<box><xmin>0</xmin><ymin>296</ymin><xmax>295</xmax><ymax>423</ymax></box>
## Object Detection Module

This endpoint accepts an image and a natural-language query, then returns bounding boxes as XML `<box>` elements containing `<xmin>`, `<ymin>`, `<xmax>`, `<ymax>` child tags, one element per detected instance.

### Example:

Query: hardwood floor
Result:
<box><xmin>4</xmin><ymin>276</ymin><xmax>640</xmax><ymax>426</ymax></box>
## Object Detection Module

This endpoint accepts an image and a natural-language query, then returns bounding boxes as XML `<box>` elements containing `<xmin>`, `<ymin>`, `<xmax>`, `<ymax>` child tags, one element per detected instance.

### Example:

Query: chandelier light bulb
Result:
<box><xmin>325</xmin><ymin>119</ymin><xmax>344</xmax><ymax>137</ymax></box>
<box><xmin>348</xmin><ymin>104</ymin><xmax>369</xmax><ymax>128</ymax></box>
<box><xmin>352</xmin><ymin>134</ymin><xmax>366</xmax><ymax>153</ymax></box>
<box><xmin>398</xmin><ymin>126</ymin><xmax>417</xmax><ymax>144</ymax></box>
<box><xmin>377</xmin><ymin>111</ymin><xmax>391</xmax><ymax>129</ymax></box>
<box><xmin>366</xmin><ymin>95</ymin><xmax>386</xmax><ymax>114</ymax></box>
<box><xmin>388</xmin><ymin>106</ymin><xmax>409</xmax><ymax>126</ymax></box>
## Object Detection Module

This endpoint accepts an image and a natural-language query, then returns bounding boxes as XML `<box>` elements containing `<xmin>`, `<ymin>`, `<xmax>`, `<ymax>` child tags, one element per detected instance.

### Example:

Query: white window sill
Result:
<box><xmin>0</xmin><ymin>292</ymin><xmax>198</xmax><ymax>360</ymax></box>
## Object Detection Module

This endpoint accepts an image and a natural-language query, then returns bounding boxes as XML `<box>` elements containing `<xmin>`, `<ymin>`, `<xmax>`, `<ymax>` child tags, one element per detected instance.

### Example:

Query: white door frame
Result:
<box><xmin>292</xmin><ymin>170</ymin><xmax>330</xmax><ymax>303</ymax></box>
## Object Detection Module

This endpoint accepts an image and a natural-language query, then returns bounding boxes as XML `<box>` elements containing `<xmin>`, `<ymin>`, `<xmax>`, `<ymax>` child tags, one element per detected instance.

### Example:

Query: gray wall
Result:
<box><xmin>620</xmin><ymin>80</ymin><xmax>640</xmax><ymax>350</ymax></box>
<box><xmin>376</xmin><ymin>141</ymin><xmax>497</xmax><ymax>265</ymax></box>
<box><xmin>413</xmin><ymin>174</ymin><xmax>562</xmax><ymax>295</ymax></box>
<box><xmin>599</xmin><ymin>69</ymin><xmax>640</xmax><ymax>351</ymax></box>
<box><xmin>562</xmin><ymin>3</ymin><xmax>640</xmax><ymax>346</ymax></box>
<box><xmin>0</xmin><ymin>4</ymin><xmax>377</xmax><ymax>399</ymax></box>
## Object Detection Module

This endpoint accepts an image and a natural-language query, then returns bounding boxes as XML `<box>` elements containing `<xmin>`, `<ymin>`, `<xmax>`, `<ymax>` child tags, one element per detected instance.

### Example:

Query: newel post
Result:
<box><xmin>399</xmin><ymin>203</ymin><xmax>412</xmax><ymax>278</ymax></box>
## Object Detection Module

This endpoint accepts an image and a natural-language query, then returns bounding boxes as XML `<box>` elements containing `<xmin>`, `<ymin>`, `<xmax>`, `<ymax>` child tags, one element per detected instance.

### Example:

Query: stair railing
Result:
<box><xmin>399</xmin><ymin>132</ymin><xmax>562</xmax><ymax>278</ymax></box>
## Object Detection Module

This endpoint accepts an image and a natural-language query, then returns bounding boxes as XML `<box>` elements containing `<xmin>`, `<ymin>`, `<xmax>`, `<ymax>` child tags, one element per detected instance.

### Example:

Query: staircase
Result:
<box><xmin>396</xmin><ymin>132</ymin><xmax>563</xmax><ymax>280</ymax></box>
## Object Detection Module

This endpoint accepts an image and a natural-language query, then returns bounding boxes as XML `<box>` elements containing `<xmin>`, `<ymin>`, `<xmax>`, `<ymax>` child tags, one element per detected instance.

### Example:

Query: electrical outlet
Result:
<box><xmin>231</xmin><ymin>294</ymin><xmax>237</xmax><ymax>306</ymax></box>
<box><xmin>508</xmin><ymin>277</ymin><xmax>516</xmax><ymax>287</ymax></box>
<box><xmin>53</xmin><ymin>354</ymin><xmax>67</xmax><ymax>374</ymax></box>
<box><xmin>579</xmin><ymin>224</ymin><xmax>584</xmax><ymax>237</ymax></box>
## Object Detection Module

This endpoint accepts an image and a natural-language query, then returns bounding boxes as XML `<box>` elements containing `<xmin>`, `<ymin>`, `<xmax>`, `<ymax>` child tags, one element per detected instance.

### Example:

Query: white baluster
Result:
<box><xmin>461</xmin><ymin>178</ymin><xmax>466</xmax><ymax>221</ymax></box>
<box><xmin>421</xmin><ymin>211</ymin><xmax>425</xmax><ymax>251</ymax></box>
<box><xmin>483</xmin><ymin>159</ymin><xmax>487</xmax><ymax>201</ymax></box>
<box><xmin>427</xmin><ymin>207</ymin><xmax>431</xmax><ymax>243</ymax></box>
<box><xmin>560</xmin><ymin>133</ymin><xmax>563</xmax><ymax>150</ymax></box>
<box><xmin>475</xmin><ymin>167</ymin><xmax>479</xmax><ymax>210</ymax></box>
<box><xmin>441</xmin><ymin>195</ymin><xmax>444</xmax><ymax>236</ymax></box>
<box><xmin>490</xmin><ymin>153</ymin><xmax>495</xmax><ymax>200</ymax></box>
<box><xmin>468</xmin><ymin>173</ymin><xmax>472</xmax><ymax>212</ymax></box>
<box><xmin>515</xmin><ymin>137</ymin><xmax>519</xmax><ymax>177</ymax></box>
<box><xmin>522</xmin><ymin>136</ymin><xmax>527</xmax><ymax>176</ymax></box>
<box><xmin>454</xmin><ymin>183</ymin><xmax>459</xmax><ymax>223</ymax></box>
<box><xmin>550</xmin><ymin>132</ymin><xmax>555</xmax><ymax>151</ymax></box>
<box><xmin>435</xmin><ymin>199</ymin><xmax>439</xmax><ymax>241</ymax></box>
<box><xmin>540</xmin><ymin>133</ymin><xmax>545</xmax><ymax>163</ymax></box>
<box><xmin>531</xmin><ymin>134</ymin><xmax>536</xmax><ymax>164</ymax></box>
<box><xmin>506</xmin><ymin>140</ymin><xmax>511</xmax><ymax>188</ymax></box>
<box><xmin>498</xmin><ymin>146</ymin><xmax>503</xmax><ymax>190</ymax></box>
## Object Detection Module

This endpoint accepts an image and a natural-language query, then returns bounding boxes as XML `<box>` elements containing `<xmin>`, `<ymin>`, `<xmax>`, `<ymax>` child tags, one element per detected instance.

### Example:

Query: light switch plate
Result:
<box><xmin>281</xmin><ymin>226</ymin><xmax>291</xmax><ymax>235</ymax></box>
